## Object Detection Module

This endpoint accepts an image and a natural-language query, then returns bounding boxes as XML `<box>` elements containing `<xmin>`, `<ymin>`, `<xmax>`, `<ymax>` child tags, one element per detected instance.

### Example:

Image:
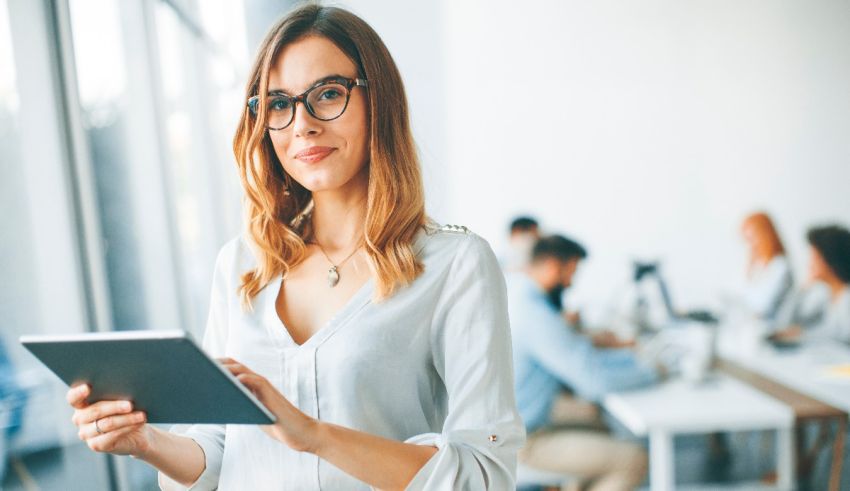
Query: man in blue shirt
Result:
<box><xmin>509</xmin><ymin>235</ymin><xmax>659</xmax><ymax>490</ymax></box>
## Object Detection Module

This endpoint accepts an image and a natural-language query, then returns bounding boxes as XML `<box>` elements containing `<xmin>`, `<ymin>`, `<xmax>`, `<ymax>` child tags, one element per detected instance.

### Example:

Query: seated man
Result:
<box><xmin>508</xmin><ymin>235</ymin><xmax>660</xmax><ymax>491</ymax></box>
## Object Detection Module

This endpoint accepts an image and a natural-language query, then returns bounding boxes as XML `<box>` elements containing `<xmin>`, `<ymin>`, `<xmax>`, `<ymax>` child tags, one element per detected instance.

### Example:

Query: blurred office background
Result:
<box><xmin>1</xmin><ymin>0</ymin><xmax>848</xmax><ymax>489</ymax></box>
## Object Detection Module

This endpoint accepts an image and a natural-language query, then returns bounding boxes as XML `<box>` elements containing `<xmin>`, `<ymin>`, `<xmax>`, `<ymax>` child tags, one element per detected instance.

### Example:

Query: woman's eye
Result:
<box><xmin>317</xmin><ymin>88</ymin><xmax>343</xmax><ymax>101</ymax></box>
<box><xmin>269</xmin><ymin>98</ymin><xmax>292</xmax><ymax>111</ymax></box>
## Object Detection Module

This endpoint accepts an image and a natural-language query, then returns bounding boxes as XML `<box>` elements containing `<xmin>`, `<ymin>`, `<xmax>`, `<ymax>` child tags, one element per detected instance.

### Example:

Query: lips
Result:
<box><xmin>295</xmin><ymin>146</ymin><xmax>335</xmax><ymax>163</ymax></box>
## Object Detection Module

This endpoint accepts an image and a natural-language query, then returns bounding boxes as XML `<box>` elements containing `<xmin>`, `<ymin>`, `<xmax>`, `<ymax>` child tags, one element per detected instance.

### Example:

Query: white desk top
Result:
<box><xmin>720</xmin><ymin>338</ymin><xmax>850</xmax><ymax>413</ymax></box>
<box><xmin>603</xmin><ymin>374</ymin><xmax>794</xmax><ymax>436</ymax></box>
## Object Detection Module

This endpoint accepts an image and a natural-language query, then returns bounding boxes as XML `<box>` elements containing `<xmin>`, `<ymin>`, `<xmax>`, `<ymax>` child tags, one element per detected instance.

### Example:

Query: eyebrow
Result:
<box><xmin>267</xmin><ymin>74</ymin><xmax>348</xmax><ymax>96</ymax></box>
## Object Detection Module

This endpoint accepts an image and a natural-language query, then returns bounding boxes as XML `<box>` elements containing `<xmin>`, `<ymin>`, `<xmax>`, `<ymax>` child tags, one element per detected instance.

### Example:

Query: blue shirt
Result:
<box><xmin>507</xmin><ymin>273</ymin><xmax>659</xmax><ymax>432</ymax></box>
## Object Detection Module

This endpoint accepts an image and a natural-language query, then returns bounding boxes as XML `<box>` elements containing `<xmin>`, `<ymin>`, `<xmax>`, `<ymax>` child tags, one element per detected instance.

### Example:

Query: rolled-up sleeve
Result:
<box><xmin>405</xmin><ymin>234</ymin><xmax>525</xmax><ymax>490</ymax></box>
<box><xmin>159</xmin><ymin>243</ymin><xmax>233</xmax><ymax>490</ymax></box>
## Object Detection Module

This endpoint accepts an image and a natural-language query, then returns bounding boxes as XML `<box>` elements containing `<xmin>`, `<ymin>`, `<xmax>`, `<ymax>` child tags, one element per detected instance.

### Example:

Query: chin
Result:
<box><xmin>300</xmin><ymin>169</ymin><xmax>365</xmax><ymax>194</ymax></box>
<box><xmin>285</xmin><ymin>157</ymin><xmax>367</xmax><ymax>195</ymax></box>
<box><xmin>296</xmin><ymin>175</ymin><xmax>346</xmax><ymax>194</ymax></box>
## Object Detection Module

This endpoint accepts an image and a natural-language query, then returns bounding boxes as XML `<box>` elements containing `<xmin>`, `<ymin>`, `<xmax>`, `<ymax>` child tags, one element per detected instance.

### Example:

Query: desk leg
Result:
<box><xmin>829</xmin><ymin>417</ymin><xmax>846</xmax><ymax>491</ymax></box>
<box><xmin>776</xmin><ymin>427</ymin><xmax>795</xmax><ymax>491</ymax></box>
<box><xmin>649</xmin><ymin>430</ymin><xmax>674</xmax><ymax>491</ymax></box>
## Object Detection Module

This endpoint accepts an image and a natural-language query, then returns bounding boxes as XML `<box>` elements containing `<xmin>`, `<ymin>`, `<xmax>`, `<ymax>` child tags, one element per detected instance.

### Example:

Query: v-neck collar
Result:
<box><xmin>258</xmin><ymin>225</ymin><xmax>433</xmax><ymax>352</ymax></box>
<box><xmin>261</xmin><ymin>274</ymin><xmax>375</xmax><ymax>352</ymax></box>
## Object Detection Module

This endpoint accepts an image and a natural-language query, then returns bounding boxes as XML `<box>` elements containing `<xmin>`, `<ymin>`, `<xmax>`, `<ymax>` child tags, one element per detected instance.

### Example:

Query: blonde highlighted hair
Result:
<box><xmin>232</xmin><ymin>4</ymin><xmax>426</xmax><ymax>310</ymax></box>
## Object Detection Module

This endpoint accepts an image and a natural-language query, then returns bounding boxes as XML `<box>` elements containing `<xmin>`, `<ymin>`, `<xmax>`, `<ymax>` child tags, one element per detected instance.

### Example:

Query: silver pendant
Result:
<box><xmin>327</xmin><ymin>266</ymin><xmax>340</xmax><ymax>287</ymax></box>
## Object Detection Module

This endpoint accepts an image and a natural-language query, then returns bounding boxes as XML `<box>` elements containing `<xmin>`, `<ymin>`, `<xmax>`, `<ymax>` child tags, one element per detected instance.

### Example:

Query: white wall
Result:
<box><xmin>335</xmin><ymin>0</ymin><xmax>452</xmax><ymax>220</ymax></box>
<box><xmin>345</xmin><ymin>1</ymin><xmax>850</xmax><ymax>318</ymax></box>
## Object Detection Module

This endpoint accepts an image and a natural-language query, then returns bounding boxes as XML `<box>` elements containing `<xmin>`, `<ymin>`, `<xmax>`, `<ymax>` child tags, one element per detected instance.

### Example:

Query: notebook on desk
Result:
<box><xmin>821</xmin><ymin>364</ymin><xmax>850</xmax><ymax>383</ymax></box>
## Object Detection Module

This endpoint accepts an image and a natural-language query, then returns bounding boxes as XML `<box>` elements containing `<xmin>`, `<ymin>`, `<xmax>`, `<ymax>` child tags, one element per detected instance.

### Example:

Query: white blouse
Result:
<box><xmin>159</xmin><ymin>223</ymin><xmax>525</xmax><ymax>490</ymax></box>
<box><xmin>776</xmin><ymin>283</ymin><xmax>850</xmax><ymax>344</ymax></box>
<box><xmin>743</xmin><ymin>255</ymin><xmax>793</xmax><ymax>324</ymax></box>
<box><xmin>817</xmin><ymin>288</ymin><xmax>850</xmax><ymax>343</ymax></box>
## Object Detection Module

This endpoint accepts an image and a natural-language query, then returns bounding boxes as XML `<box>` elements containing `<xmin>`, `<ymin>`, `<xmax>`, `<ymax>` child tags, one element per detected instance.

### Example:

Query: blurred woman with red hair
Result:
<box><xmin>741</xmin><ymin>212</ymin><xmax>794</xmax><ymax>327</ymax></box>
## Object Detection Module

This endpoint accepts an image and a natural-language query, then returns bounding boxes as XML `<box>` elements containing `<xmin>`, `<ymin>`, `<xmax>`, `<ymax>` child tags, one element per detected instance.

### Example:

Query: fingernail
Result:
<box><xmin>122</xmin><ymin>401</ymin><xmax>132</xmax><ymax>411</ymax></box>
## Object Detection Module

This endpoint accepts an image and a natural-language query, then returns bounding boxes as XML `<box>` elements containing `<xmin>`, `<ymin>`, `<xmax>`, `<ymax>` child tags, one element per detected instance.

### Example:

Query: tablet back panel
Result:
<box><xmin>21</xmin><ymin>332</ymin><xmax>275</xmax><ymax>424</ymax></box>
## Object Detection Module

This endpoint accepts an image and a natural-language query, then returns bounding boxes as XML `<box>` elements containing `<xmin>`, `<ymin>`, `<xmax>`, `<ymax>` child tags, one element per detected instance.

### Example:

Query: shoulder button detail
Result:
<box><xmin>439</xmin><ymin>224</ymin><xmax>470</xmax><ymax>235</ymax></box>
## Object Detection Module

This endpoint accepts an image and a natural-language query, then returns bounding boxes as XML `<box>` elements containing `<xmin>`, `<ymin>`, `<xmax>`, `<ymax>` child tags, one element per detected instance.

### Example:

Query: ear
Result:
<box><xmin>541</xmin><ymin>257</ymin><xmax>562</xmax><ymax>279</ymax></box>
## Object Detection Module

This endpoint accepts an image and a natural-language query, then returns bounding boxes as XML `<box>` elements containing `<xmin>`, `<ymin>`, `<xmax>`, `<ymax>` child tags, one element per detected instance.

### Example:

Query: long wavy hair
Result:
<box><xmin>233</xmin><ymin>4</ymin><xmax>426</xmax><ymax>310</ymax></box>
<box><xmin>742</xmin><ymin>212</ymin><xmax>786</xmax><ymax>274</ymax></box>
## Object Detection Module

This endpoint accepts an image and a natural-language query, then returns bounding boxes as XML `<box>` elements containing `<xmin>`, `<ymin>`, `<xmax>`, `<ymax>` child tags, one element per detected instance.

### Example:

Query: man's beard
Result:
<box><xmin>546</xmin><ymin>284</ymin><xmax>565</xmax><ymax>311</ymax></box>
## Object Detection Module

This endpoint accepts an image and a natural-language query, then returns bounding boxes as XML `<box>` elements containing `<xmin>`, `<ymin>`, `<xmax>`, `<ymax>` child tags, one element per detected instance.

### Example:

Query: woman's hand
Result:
<box><xmin>218</xmin><ymin>358</ymin><xmax>319</xmax><ymax>453</ymax></box>
<box><xmin>768</xmin><ymin>325</ymin><xmax>803</xmax><ymax>344</ymax></box>
<box><xmin>220</xmin><ymin>358</ymin><xmax>438</xmax><ymax>490</ymax></box>
<box><xmin>67</xmin><ymin>384</ymin><xmax>152</xmax><ymax>458</ymax></box>
<box><xmin>591</xmin><ymin>330</ymin><xmax>636</xmax><ymax>349</ymax></box>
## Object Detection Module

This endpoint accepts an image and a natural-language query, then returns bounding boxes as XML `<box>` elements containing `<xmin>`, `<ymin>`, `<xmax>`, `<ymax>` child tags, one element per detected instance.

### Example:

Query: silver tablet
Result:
<box><xmin>20</xmin><ymin>330</ymin><xmax>276</xmax><ymax>424</ymax></box>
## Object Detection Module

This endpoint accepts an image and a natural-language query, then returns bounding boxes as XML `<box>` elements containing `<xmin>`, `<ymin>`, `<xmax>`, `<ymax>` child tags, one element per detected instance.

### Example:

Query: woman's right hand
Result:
<box><xmin>67</xmin><ymin>383</ymin><xmax>152</xmax><ymax>457</ymax></box>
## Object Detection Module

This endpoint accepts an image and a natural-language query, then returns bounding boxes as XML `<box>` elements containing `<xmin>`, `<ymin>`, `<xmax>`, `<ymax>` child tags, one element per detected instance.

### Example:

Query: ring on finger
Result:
<box><xmin>94</xmin><ymin>418</ymin><xmax>105</xmax><ymax>435</ymax></box>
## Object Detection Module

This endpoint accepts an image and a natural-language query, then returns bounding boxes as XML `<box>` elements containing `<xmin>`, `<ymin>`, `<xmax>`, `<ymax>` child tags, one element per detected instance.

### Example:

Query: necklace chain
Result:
<box><xmin>310</xmin><ymin>239</ymin><xmax>361</xmax><ymax>287</ymax></box>
<box><xmin>312</xmin><ymin>241</ymin><xmax>360</xmax><ymax>269</ymax></box>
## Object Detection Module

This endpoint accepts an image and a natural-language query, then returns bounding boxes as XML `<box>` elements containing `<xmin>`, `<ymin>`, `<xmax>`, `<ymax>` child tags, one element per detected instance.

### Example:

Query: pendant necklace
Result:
<box><xmin>311</xmin><ymin>241</ymin><xmax>361</xmax><ymax>288</ymax></box>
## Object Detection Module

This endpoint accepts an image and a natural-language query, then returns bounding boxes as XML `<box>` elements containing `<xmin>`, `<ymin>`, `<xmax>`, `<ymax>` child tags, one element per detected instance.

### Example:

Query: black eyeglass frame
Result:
<box><xmin>247</xmin><ymin>77</ymin><xmax>368</xmax><ymax>131</ymax></box>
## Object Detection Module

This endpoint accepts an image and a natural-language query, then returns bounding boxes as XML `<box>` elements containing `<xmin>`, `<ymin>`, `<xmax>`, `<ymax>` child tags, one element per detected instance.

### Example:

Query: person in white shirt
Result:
<box><xmin>740</xmin><ymin>212</ymin><xmax>793</xmax><ymax>327</ymax></box>
<box><xmin>501</xmin><ymin>216</ymin><xmax>540</xmax><ymax>272</ymax></box>
<box><xmin>64</xmin><ymin>5</ymin><xmax>524</xmax><ymax>489</ymax></box>
<box><xmin>772</xmin><ymin>225</ymin><xmax>850</xmax><ymax>344</ymax></box>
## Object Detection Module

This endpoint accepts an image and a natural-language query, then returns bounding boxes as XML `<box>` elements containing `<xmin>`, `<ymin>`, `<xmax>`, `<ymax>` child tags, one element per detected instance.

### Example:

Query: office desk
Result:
<box><xmin>719</xmin><ymin>338</ymin><xmax>850</xmax><ymax>490</ymax></box>
<box><xmin>719</xmin><ymin>340</ymin><xmax>850</xmax><ymax>413</ymax></box>
<box><xmin>603</xmin><ymin>375</ymin><xmax>795</xmax><ymax>491</ymax></box>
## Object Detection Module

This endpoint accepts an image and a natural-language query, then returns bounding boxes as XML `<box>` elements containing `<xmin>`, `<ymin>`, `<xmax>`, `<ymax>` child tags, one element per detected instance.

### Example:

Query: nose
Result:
<box><xmin>291</xmin><ymin>102</ymin><xmax>321</xmax><ymax>138</ymax></box>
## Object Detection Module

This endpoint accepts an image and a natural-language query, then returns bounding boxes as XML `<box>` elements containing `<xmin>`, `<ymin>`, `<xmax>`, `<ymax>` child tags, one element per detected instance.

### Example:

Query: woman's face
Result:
<box><xmin>266</xmin><ymin>35</ymin><xmax>369</xmax><ymax>195</ymax></box>
<box><xmin>742</xmin><ymin>223</ymin><xmax>760</xmax><ymax>252</ymax></box>
<box><xmin>808</xmin><ymin>246</ymin><xmax>832</xmax><ymax>282</ymax></box>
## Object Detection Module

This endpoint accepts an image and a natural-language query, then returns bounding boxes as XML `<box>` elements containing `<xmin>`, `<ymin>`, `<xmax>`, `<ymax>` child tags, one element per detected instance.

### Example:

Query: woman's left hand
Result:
<box><xmin>218</xmin><ymin>358</ymin><xmax>319</xmax><ymax>453</ymax></box>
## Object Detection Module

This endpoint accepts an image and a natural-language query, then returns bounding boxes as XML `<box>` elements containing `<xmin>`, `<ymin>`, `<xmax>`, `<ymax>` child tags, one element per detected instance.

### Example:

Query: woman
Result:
<box><xmin>65</xmin><ymin>5</ymin><xmax>524</xmax><ymax>489</ymax></box>
<box><xmin>740</xmin><ymin>212</ymin><xmax>793</xmax><ymax>326</ymax></box>
<box><xmin>773</xmin><ymin>225</ymin><xmax>850</xmax><ymax>344</ymax></box>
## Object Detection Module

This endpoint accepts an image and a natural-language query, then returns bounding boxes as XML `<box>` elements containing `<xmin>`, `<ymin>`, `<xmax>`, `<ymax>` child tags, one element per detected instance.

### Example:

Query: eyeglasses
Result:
<box><xmin>247</xmin><ymin>77</ymin><xmax>368</xmax><ymax>131</ymax></box>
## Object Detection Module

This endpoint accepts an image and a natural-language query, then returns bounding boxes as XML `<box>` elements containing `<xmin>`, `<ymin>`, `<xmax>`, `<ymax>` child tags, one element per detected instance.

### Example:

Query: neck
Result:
<box><xmin>753</xmin><ymin>251</ymin><xmax>779</xmax><ymax>265</ymax></box>
<box><xmin>310</xmin><ymin>171</ymin><xmax>368</xmax><ymax>253</ymax></box>
<box><xmin>824</xmin><ymin>276</ymin><xmax>847</xmax><ymax>301</ymax></box>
